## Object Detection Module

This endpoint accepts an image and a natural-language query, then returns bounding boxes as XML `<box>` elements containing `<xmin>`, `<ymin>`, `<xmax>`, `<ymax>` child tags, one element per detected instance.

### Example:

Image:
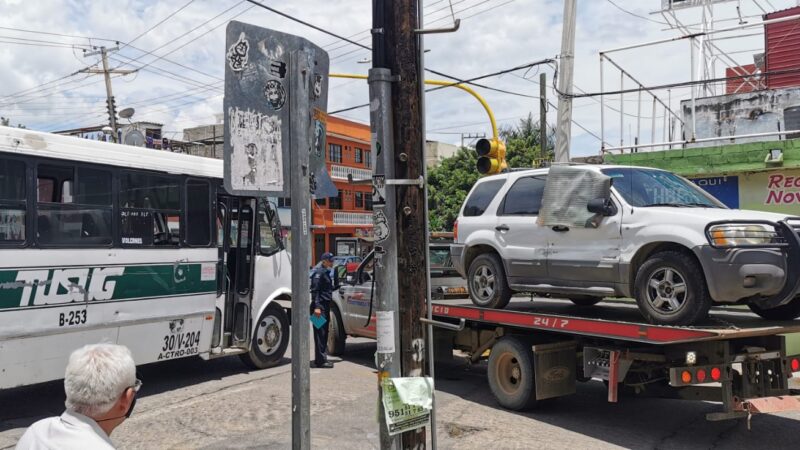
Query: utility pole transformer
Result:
<box><xmin>554</xmin><ymin>0</ymin><xmax>577</xmax><ymax>163</ymax></box>
<box><xmin>82</xmin><ymin>46</ymin><xmax>136</xmax><ymax>142</ymax></box>
<box><xmin>371</xmin><ymin>0</ymin><xmax>430</xmax><ymax>448</ymax></box>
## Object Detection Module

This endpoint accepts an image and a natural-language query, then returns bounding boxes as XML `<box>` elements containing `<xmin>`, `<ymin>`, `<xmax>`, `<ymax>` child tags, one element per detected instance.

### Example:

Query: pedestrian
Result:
<box><xmin>310</xmin><ymin>252</ymin><xmax>336</xmax><ymax>368</ymax></box>
<box><xmin>16</xmin><ymin>343</ymin><xmax>140</xmax><ymax>450</ymax></box>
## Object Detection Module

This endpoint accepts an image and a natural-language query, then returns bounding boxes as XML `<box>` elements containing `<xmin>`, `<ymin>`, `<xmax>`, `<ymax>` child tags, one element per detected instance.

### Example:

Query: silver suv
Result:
<box><xmin>450</xmin><ymin>165</ymin><xmax>800</xmax><ymax>325</ymax></box>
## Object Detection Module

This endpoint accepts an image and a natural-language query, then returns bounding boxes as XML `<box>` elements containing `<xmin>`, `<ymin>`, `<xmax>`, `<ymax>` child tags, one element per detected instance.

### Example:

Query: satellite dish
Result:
<box><xmin>119</xmin><ymin>108</ymin><xmax>135</xmax><ymax>119</ymax></box>
<box><xmin>123</xmin><ymin>129</ymin><xmax>146</xmax><ymax>147</ymax></box>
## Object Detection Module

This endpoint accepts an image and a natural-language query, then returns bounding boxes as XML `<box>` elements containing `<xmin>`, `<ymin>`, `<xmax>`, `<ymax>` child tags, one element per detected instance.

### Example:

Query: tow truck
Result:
<box><xmin>428</xmin><ymin>297</ymin><xmax>800</xmax><ymax>424</ymax></box>
<box><xmin>334</xmin><ymin>252</ymin><xmax>800</xmax><ymax>424</ymax></box>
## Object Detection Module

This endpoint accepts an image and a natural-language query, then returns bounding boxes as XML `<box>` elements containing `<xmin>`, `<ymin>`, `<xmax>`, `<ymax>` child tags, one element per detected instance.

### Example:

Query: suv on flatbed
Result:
<box><xmin>450</xmin><ymin>165</ymin><xmax>800</xmax><ymax>325</ymax></box>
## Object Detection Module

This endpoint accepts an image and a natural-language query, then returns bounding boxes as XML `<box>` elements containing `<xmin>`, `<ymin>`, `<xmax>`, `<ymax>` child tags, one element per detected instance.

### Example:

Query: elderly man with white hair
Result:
<box><xmin>17</xmin><ymin>343</ymin><xmax>140</xmax><ymax>450</ymax></box>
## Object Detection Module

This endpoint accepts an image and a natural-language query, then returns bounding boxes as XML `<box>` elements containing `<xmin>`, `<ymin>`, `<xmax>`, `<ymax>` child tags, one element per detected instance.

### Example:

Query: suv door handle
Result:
<box><xmin>495</xmin><ymin>224</ymin><xmax>510</xmax><ymax>232</ymax></box>
<box><xmin>552</xmin><ymin>225</ymin><xmax>569</xmax><ymax>232</ymax></box>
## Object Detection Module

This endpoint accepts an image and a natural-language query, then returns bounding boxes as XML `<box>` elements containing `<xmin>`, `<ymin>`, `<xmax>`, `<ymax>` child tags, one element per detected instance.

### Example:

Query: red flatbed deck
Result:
<box><xmin>431</xmin><ymin>297</ymin><xmax>800</xmax><ymax>345</ymax></box>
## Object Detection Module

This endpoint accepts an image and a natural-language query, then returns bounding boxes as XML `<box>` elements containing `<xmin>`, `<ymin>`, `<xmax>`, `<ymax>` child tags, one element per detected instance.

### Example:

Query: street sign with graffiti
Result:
<box><xmin>223</xmin><ymin>21</ymin><xmax>336</xmax><ymax>198</ymax></box>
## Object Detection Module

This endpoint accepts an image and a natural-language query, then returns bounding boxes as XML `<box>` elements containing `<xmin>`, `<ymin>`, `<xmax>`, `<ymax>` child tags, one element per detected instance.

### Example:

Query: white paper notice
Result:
<box><xmin>376</xmin><ymin>311</ymin><xmax>395</xmax><ymax>354</ymax></box>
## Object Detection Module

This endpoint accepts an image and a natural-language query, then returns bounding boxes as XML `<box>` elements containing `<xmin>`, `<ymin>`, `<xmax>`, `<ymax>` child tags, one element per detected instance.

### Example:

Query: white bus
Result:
<box><xmin>0</xmin><ymin>126</ymin><xmax>293</xmax><ymax>389</ymax></box>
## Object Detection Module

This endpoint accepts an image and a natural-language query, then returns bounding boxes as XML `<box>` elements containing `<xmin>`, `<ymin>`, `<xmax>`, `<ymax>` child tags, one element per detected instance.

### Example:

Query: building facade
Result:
<box><xmin>311</xmin><ymin>116</ymin><xmax>374</xmax><ymax>262</ymax></box>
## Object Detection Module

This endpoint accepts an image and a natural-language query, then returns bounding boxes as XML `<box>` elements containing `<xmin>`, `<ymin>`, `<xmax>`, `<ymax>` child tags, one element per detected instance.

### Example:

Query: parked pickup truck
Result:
<box><xmin>449</xmin><ymin>164</ymin><xmax>800</xmax><ymax>325</ymax></box>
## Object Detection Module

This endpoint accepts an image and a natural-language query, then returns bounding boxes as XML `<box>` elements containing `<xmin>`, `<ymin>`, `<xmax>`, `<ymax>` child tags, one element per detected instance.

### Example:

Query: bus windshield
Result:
<box><xmin>602</xmin><ymin>167</ymin><xmax>724</xmax><ymax>209</ymax></box>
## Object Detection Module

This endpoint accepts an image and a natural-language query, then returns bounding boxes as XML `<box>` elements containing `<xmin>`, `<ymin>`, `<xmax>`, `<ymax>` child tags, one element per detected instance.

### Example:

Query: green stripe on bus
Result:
<box><xmin>0</xmin><ymin>263</ymin><xmax>216</xmax><ymax>310</ymax></box>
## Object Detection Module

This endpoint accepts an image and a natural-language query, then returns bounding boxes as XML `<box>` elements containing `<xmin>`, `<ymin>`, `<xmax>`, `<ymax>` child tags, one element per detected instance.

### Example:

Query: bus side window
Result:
<box><xmin>0</xmin><ymin>158</ymin><xmax>27</xmax><ymax>244</ymax></box>
<box><xmin>119</xmin><ymin>171</ymin><xmax>181</xmax><ymax>247</ymax></box>
<box><xmin>186</xmin><ymin>180</ymin><xmax>211</xmax><ymax>246</ymax></box>
<box><xmin>36</xmin><ymin>164</ymin><xmax>112</xmax><ymax>246</ymax></box>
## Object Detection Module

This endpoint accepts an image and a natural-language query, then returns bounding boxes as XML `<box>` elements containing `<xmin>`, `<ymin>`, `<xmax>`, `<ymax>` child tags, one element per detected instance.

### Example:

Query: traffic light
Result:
<box><xmin>475</xmin><ymin>138</ymin><xmax>507</xmax><ymax>175</ymax></box>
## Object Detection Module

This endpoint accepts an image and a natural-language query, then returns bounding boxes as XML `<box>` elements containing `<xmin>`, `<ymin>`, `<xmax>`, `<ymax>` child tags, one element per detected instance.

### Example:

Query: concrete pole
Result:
<box><xmin>600</xmin><ymin>54</ymin><xmax>605</xmax><ymax>152</ymax></box>
<box><xmin>289</xmin><ymin>50</ymin><xmax>313</xmax><ymax>450</ymax></box>
<box><xmin>540</xmin><ymin>72</ymin><xmax>547</xmax><ymax>164</ymax></box>
<box><xmin>554</xmin><ymin>0</ymin><xmax>577</xmax><ymax>163</ymax></box>
<box><xmin>98</xmin><ymin>48</ymin><xmax>118</xmax><ymax>141</ymax></box>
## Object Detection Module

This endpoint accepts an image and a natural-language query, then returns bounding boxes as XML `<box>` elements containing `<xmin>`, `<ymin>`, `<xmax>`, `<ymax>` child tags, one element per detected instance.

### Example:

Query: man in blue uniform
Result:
<box><xmin>310</xmin><ymin>252</ymin><xmax>336</xmax><ymax>368</ymax></box>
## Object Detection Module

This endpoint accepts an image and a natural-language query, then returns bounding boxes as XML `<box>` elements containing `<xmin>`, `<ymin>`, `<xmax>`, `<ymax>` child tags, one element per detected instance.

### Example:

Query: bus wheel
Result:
<box><xmin>327</xmin><ymin>304</ymin><xmax>347</xmax><ymax>357</ymax></box>
<box><xmin>240</xmin><ymin>302</ymin><xmax>290</xmax><ymax>370</ymax></box>
<box><xmin>487</xmin><ymin>337</ymin><xmax>539</xmax><ymax>410</ymax></box>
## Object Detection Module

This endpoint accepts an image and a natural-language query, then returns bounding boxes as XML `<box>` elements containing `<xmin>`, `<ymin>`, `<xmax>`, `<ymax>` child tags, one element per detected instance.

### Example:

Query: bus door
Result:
<box><xmin>217</xmin><ymin>196</ymin><xmax>257</xmax><ymax>349</ymax></box>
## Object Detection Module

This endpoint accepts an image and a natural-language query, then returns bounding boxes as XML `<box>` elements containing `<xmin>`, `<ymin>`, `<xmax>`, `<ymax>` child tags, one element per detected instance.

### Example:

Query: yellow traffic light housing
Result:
<box><xmin>476</xmin><ymin>138</ymin><xmax>507</xmax><ymax>175</ymax></box>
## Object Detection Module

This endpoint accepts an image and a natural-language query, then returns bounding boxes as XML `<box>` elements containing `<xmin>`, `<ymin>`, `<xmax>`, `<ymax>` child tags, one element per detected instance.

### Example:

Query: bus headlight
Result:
<box><xmin>708</xmin><ymin>224</ymin><xmax>777</xmax><ymax>247</ymax></box>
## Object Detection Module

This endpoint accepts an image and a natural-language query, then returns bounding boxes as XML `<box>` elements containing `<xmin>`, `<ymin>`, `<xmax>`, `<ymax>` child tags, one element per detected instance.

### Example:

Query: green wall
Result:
<box><xmin>605</xmin><ymin>139</ymin><xmax>800</xmax><ymax>177</ymax></box>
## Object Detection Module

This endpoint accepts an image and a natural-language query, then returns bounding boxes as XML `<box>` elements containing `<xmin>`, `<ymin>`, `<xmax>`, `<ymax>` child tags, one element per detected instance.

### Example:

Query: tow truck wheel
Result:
<box><xmin>327</xmin><ymin>304</ymin><xmax>347</xmax><ymax>357</ymax></box>
<box><xmin>568</xmin><ymin>296</ymin><xmax>603</xmax><ymax>307</ymax></box>
<box><xmin>468</xmin><ymin>253</ymin><xmax>512</xmax><ymax>309</ymax></box>
<box><xmin>748</xmin><ymin>297</ymin><xmax>800</xmax><ymax>320</ymax></box>
<box><xmin>240</xmin><ymin>302</ymin><xmax>290</xmax><ymax>370</ymax></box>
<box><xmin>634</xmin><ymin>251</ymin><xmax>711</xmax><ymax>326</ymax></box>
<box><xmin>488</xmin><ymin>337</ymin><xmax>539</xmax><ymax>410</ymax></box>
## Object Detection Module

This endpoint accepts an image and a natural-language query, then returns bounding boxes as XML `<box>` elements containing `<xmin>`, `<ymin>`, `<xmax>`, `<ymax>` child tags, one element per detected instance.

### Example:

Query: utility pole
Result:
<box><xmin>389</xmin><ymin>0</ymin><xmax>429</xmax><ymax>447</ymax></box>
<box><xmin>554</xmin><ymin>0</ymin><xmax>577</xmax><ymax>163</ymax></box>
<box><xmin>539</xmin><ymin>72</ymin><xmax>547</xmax><ymax>165</ymax></box>
<box><xmin>370</xmin><ymin>0</ymin><xmax>430</xmax><ymax>448</ymax></box>
<box><xmin>370</xmin><ymin>0</ymin><xmax>402</xmax><ymax>448</ymax></box>
<box><xmin>460</xmin><ymin>132</ymin><xmax>486</xmax><ymax>149</ymax></box>
<box><xmin>82</xmin><ymin>46</ymin><xmax>136</xmax><ymax>142</ymax></box>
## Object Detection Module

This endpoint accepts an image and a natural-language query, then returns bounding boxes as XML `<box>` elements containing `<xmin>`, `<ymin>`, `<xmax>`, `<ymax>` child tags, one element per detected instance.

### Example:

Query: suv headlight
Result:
<box><xmin>708</xmin><ymin>224</ymin><xmax>777</xmax><ymax>247</ymax></box>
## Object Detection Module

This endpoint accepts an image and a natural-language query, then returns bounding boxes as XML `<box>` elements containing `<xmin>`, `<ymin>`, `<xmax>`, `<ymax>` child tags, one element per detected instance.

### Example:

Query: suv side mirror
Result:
<box><xmin>587</xmin><ymin>198</ymin><xmax>616</xmax><ymax>216</ymax></box>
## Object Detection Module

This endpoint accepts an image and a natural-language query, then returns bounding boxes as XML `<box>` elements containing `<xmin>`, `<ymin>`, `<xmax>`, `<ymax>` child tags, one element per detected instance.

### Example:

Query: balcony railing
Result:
<box><xmin>333</xmin><ymin>211</ymin><xmax>373</xmax><ymax>226</ymax></box>
<box><xmin>330</xmin><ymin>164</ymin><xmax>372</xmax><ymax>181</ymax></box>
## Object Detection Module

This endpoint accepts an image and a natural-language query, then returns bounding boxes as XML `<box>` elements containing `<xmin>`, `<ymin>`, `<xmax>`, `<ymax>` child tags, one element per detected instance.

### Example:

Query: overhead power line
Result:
<box><xmin>557</xmin><ymin>67</ymin><xmax>800</xmax><ymax>98</ymax></box>
<box><xmin>119</xmin><ymin>0</ymin><xmax>198</xmax><ymax>51</ymax></box>
<box><xmin>329</xmin><ymin>59</ymin><xmax>552</xmax><ymax>114</ymax></box>
<box><xmin>245</xmin><ymin>0</ymin><xmax>369</xmax><ymax>50</ymax></box>
<box><xmin>605</xmin><ymin>0</ymin><xmax>668</xmax><ymax>26</ymax></box>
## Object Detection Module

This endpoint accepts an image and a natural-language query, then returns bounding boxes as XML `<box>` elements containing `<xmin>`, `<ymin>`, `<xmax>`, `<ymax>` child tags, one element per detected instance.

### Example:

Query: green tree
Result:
<box><xmin>427</xmin><ymin>113</ymin><xmax>554</xmax><ymax>231</ymax></box>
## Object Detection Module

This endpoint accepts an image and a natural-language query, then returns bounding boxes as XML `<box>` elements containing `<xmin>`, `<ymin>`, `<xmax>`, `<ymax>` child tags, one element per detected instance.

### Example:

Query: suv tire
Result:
<box><xmin>468</xmin><ymin>253</ymin><xmax>512</xmax><ymax>309</ymax></box>
<box><xmin>634</xmin><ymin>251</ymin><xmax>711</xmax><ymax>325</ymax></box>
<box><xmin>748</xmin><ymin>297</ymin><xmax>800</xmax><ymax>320</ymax></box>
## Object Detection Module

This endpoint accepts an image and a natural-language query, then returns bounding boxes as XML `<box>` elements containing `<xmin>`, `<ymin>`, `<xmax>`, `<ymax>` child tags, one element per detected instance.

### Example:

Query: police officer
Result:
<box><xmin>310</xmin><ymin>252</ymin><xmax>336</xmax><ymax>368</ymax></box>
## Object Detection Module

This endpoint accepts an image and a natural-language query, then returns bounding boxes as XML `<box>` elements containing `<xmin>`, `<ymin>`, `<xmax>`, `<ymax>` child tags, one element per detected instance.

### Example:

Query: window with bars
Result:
<box><xmin>364</xmin><ymin>151</ymin><xmax>372</xmax><ymax>168</ymax></box>
<box><xmin>328</xmin><ymin>143</ymin><xmax>342</xmax><ymax>163</ymax></box>
<box><xmin>355</xmin><ymin>192</ymin><xmax>363</xmax><ymax>208</ymax></box>
<box><xmin>355</xmin><ymin>148</ymin><xmax>363</xmax><ymax>164</ymax></box>
<box><xmin>329</xmin><ymin>191</ymin><xmax>343</xmax><ymax>209</ymax></box>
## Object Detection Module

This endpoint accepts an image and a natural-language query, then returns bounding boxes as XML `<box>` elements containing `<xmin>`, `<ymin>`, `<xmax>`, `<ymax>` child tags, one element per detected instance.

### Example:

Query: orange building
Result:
<box><xmin>311</xmin><ymin>116</ymin><xmax>374</xmax><ymax>261</ymax></box>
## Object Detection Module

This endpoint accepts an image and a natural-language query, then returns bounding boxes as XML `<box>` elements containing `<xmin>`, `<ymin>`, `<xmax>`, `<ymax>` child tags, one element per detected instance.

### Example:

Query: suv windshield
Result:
<box><xmin>602</xmin><ymin>168</ymin><xmax>724</xmax><ymax>208</ymax></box>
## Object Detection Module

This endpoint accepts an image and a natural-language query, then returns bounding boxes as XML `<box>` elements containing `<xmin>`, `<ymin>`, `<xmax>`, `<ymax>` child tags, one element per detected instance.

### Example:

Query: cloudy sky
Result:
<box><xmin>0</xmin><ymin>0</ymin><xmax>796</xmax><ymax>157</ymax></box>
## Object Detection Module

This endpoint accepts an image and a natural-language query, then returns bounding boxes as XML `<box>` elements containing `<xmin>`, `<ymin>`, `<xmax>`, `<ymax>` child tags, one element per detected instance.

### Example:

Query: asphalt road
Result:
<box><xmin>2</xmin><ymin>334</ymin><xmax>800</xmax><ymax>449</ymax></box>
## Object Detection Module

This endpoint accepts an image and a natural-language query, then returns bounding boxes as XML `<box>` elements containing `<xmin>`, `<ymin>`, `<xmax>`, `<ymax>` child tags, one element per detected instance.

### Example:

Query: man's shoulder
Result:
<box><xmin>16</xmin><ymin>414</ymin><xmax>115</xmax><ymax>450</ymax></box>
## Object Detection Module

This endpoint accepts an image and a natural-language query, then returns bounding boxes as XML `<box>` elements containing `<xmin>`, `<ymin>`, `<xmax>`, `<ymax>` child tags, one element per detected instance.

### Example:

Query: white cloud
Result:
<box><xmin>0</xmin><ymin>0</ymin><xmax>796</xmax><ymax>158</ymax></box>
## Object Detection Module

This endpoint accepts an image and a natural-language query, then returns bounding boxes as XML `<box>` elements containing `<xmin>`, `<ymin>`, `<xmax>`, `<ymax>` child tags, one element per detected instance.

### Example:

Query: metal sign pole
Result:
<box><xmin>289</xmin><ymin>50</ymin><xmax>312</xmax><ymax>450</ymax></box>
<box><xmin>222</xmin><ymin>22</ymin><xmax>330</xmax><ymax>450</ymax></box>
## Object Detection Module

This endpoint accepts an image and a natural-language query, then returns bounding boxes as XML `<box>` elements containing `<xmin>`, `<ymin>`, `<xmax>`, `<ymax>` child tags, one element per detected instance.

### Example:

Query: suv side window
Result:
<box><xmin>463</xmin><ymin>180</ymin><xmax>504</xmax><ymax>216</ymax></box>
<box><xmin>500</xmin><ymin>176</ymin><xmax>546</xmax><ymax>216</ymax></box>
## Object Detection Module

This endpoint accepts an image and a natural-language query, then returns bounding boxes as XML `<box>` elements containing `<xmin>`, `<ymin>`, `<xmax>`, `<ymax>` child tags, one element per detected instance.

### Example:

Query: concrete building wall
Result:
<box><xmin>681</xmin><ymin>87</ymin><xmax>800</xmax><ymax>146</ymax></box>
<box><xmin>426</xmin><ymin>140</ymin><xmax>458</xmax><ymax>167</ymax></box>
